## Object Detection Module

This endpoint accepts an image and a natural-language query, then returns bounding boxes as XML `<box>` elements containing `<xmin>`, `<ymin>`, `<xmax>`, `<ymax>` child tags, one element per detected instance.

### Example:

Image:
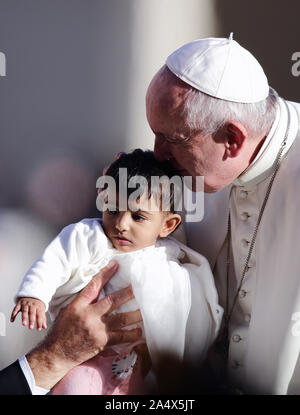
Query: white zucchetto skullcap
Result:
<box><xmin>166</xmin><ymin>33</ymin><xmax>269</xmax><ymax>103</ymax></box>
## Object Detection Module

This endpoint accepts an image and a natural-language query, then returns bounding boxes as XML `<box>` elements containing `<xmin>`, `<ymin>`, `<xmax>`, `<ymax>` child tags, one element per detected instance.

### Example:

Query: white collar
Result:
<box><xmin>233</xmin><ymin>98</ymin><xmax>299</xmax><ymax>188</ymax></box>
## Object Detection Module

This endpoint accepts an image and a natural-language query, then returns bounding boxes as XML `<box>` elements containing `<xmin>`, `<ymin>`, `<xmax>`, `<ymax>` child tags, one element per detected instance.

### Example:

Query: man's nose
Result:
<box><xmin>154</xmin><ymin>135</ymin><xmax>171</xmax><ymax>161</ymax></box>
<box><xmin>115</xmin><ymin>212</ymin><xmax>130</xmax><ymax>232</ymax></box>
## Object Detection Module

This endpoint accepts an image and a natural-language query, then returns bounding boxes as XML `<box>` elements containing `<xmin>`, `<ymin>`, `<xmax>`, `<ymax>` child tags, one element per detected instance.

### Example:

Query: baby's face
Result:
<box><xmin>102</xmin><ymin>193</ymin><xmax>176</xmax><ymax>252</ymax></box>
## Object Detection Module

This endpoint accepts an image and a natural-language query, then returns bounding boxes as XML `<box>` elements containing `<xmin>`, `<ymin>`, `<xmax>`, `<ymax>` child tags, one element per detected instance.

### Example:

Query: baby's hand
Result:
<box><xmin>10</xmin><ymin>297</ymin><xmax>47</xmax><ymax>331</ymax></box>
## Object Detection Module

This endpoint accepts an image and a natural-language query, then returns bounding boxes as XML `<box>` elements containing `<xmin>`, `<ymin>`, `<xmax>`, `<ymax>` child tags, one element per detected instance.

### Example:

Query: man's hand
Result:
<box><xmin>26</xmin><ymin>260</ymin><xmax>142</xmax><ymax>390</ymax></box>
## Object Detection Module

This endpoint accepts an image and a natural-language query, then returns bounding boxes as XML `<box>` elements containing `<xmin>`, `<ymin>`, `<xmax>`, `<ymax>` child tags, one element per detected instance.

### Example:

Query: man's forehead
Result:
<box><xmin>148</xmin><ymin>97</ymin><xmax>192</xmax><ymax>142</ymax></box>
<box><xmin>148</xmin><ymin>68</ymin><xmax>190</xmax><ymax>112</ymax></box>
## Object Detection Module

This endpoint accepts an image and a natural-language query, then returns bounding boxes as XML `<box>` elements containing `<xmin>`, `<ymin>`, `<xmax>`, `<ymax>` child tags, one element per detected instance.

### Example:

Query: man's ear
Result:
<box><xmin>159</xmin><ymin>214</ymin><xmax>182</xmax><ymax>238</ymax></box>
<box><xmin>224</xmin><ymin>122</ymin><xmax>246</xmax><ymax>159</ymax></box>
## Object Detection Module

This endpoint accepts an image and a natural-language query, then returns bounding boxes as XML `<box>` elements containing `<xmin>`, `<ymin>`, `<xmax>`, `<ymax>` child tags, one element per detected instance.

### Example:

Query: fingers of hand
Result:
<box><xmin>22</xmin><ymin>305</ymin><xmax>29</xmax><ymax>327</ymax></box>
<box><xmin>29</xmin><ymin>307</ymin><xmax>37</xmax><ymax>330</ymax></box>
<box><xmin>76</xmin><ymin>260</ymin><xmax>119</xmax><ymax>305</ymax></box>
<box><xmin>107</xmin><ymin>327</ymin><xmax>142</xmax><ymax>347</ymax></box>
<box><xmin>105</xmin><ymin>310</ymin><xmax>142</xmax><ymax>331</ymax></box>
<box><xmin>11</xmin><ymin>299</ymin><xmax>46</xmax><ymax>330</ymax></box>
<box><xmin>10</xmin><ymin>303</ymin><xmax>21</xmax><ymax>322</ymax></box>
<box><xmin>96</xmin><ymin>285</ymin><xmax>134</xmax><ymax>315</ymax></box>
<box><xmin>36</xmin><ymin>311</ymin><xmax>47</xmax><ymax>331</ymax></box>
<box><xmin>42</xmin><ymin>318</ymin><xmax>47</xmax><ymax>330</ymax></box>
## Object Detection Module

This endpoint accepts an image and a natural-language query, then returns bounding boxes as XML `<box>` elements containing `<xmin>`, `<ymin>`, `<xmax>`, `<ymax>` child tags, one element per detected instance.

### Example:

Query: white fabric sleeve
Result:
<box><xmin>15</xmin><ymin>221</ymin><xmax>94</xmax><ymax>311</ymax></box>
<box><xmin>18</xmin><ymin>356</ymin><xmax>49</xmax><ymax>395</ymax></box>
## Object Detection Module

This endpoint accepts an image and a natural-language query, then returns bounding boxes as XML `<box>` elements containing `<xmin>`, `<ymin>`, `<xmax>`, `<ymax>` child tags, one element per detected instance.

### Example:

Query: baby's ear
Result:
<box><xmin>159</xmin><ymin>214</ymin><xmax>181</xmax><ymax>237</ymax></box>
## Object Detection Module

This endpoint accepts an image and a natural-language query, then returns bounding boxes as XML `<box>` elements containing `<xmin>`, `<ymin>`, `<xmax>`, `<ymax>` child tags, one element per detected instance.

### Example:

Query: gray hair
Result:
<box><xmin>182</xmin><ymin>85</ymin><xmax>278</xmax><ymax>138</ymax></box>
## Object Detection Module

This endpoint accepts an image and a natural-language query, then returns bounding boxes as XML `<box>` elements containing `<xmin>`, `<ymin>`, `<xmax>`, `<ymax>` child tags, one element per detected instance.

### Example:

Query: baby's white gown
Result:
<box><xmin>16</xmin><ymin>219</ymin><xmax>223</xmax><ymax>394</ymax></box>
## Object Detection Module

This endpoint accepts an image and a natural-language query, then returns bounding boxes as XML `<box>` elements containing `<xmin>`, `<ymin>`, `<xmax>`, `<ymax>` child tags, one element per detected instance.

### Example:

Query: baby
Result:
<box><xmin>11</xmin><ymin>149</ymin><xmax>223</xmax><ymax>394</ymax></box>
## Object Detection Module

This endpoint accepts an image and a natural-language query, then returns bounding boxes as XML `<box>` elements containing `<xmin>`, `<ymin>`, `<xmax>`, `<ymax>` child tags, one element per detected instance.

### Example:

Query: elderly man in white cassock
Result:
<box><xmin>2</xmin><ymin>34</ymin><xmax>299</xmax><ymax>396</ymax></box>
<box><xmin>146</xmin><ymin>33</ymin><xmax>300</xmax><ymax>395</ymax></box>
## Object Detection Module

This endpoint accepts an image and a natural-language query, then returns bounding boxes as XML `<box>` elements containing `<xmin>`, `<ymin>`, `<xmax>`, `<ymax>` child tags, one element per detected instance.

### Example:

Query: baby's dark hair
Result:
<box><xmin>104</xmin><ymin>149</ymin><xmax>182</xmax><ymax>213</ymax></box>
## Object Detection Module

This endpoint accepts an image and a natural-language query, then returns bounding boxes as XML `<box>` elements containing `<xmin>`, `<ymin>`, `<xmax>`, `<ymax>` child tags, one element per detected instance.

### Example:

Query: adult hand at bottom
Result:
<box><xmin>26</xmin><ymin>260</ymin><xmax>142</xmax><ymax>390</ymax></box>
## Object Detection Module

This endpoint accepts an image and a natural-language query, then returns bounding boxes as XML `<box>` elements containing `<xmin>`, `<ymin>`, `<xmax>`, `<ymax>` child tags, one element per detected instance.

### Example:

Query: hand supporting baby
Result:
<box><xmin>9</xmin><ymin>260</ymin><xmax>143</xmax><ymax>390</ymax></box>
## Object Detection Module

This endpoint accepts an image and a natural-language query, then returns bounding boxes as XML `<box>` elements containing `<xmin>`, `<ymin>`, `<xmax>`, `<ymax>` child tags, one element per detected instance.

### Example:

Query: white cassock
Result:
<box><xmin>185</xmin><ymin>97</ymin><xmax>300</xmax><ymax>394</ymax></box>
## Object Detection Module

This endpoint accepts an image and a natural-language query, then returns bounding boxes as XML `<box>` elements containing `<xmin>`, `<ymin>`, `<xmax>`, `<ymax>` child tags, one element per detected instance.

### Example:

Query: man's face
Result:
<box><xmin>102</xmin><ymin>193</ymin><xmax>170</xmax><ymax>253</ymax></box>
<box><xmin>146</xmin><ymin>67</ymin><xmax>234</xmax><ymax>193</ymax></box>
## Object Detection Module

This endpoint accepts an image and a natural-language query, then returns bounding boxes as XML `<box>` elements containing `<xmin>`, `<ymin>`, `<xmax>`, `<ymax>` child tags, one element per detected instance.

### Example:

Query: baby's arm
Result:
<box><xmin>11</xmin><ymin>297</ymin><xmax>47</xmax><ymax>331</ymax></box>
<box><xmin>11</xmin><ymin>221</ymin><xmax>99</xmax><ymax>330</ymax></box>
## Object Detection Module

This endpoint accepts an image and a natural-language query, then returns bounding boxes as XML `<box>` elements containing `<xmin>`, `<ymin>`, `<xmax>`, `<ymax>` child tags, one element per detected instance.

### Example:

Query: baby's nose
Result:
<box><xmin>115</xmin><ymin>212</ymin><xmax>130</xmax><ymax>232</ymax></box>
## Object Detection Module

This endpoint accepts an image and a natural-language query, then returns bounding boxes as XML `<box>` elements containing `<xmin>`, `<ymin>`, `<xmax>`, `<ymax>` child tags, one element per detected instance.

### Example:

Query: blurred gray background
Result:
<box><xmin>0</xmin><ymin>0</ymin><xmax>300</xmax><ymax>369</ymax></box>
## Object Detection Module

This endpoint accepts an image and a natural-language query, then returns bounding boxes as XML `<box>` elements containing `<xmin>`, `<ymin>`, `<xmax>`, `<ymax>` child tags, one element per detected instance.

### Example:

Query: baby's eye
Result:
<box><xmin>132</xmin><ymin>213</ymin><xmax>145</xmax><ymax>221</ymax></box>
<box><xmin>108</xmin><ymin>209</ymin><xmax>119</xmax><ymax>215</ymax></box>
